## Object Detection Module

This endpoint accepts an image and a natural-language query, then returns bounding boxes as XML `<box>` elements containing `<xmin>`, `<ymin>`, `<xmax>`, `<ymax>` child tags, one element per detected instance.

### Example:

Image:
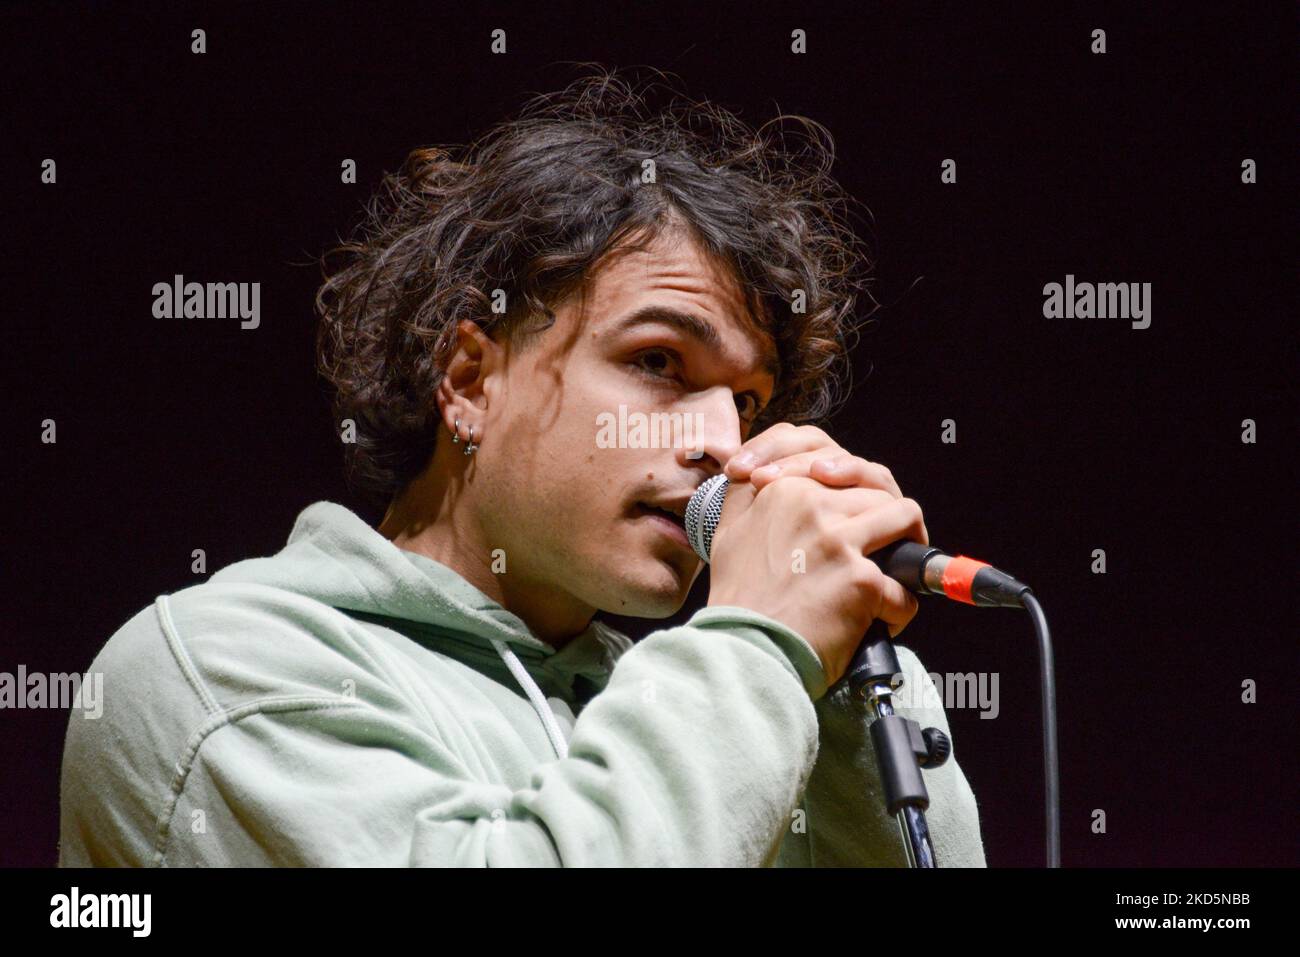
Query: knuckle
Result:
<box><xmin>871</xmin><ymin>462</ymin><xmax>897</xmax><ymax>488</ymax></box>
<box><xmin>903</xmin><ymin>590</ymin><xmax>920</xmax><ymax>618</ymax></box>
<box><xmin>850</xmin><ymin>557</ymin><xmax>885</xmax><ymax>592</ymax></box>
<box><xmin>813</xmin><ymin>530</ymin><xmax>848</xmax><ymax>565</ymax></box>
<box><xmin>898</xmin><ymin>496</ymin><xmax>924</xmax><ymax>523</ymax></box>
<box><xmin>767</xmin><ymin>473</ymin><xmax>806</xmax><ymax>503</ymax></box>
<box><xmin>848</xmin><ymin>487</ymin><xmax>891</xmax><ymax>515</ymax></box>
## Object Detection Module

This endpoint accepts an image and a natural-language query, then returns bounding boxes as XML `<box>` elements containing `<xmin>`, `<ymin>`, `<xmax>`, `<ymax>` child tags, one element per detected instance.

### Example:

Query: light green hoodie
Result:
<box><xmin>58</xmin><ymin>501</ymin><xmax>987</xmax><ymax>867</ymax></box>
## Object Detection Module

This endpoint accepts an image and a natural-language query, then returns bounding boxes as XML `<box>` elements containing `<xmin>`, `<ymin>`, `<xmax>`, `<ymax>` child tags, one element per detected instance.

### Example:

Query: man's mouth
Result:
<box><xmin>634</xmin><ymin>502</ymin><xmax>687</xmax><ymax>529</ymax></box>
<box><xmin>632</xmin><ymin>498</ymin><xmax>693</xmax><ymax>550</ymax></box>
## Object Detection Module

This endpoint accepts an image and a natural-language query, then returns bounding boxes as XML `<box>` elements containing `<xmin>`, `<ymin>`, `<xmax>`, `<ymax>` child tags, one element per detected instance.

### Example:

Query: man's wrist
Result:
<box><xmin>687</xmin><ymin>605</ymin><xmax>830</xmax><ymax>702</ymax></box>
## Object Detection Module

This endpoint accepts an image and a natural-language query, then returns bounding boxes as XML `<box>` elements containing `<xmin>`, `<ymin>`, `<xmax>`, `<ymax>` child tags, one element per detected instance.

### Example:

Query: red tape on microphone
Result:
<box><xmin>941</xmin><ymin>555</ymin><xmax>991</xmax><ymax>605</ymax></box>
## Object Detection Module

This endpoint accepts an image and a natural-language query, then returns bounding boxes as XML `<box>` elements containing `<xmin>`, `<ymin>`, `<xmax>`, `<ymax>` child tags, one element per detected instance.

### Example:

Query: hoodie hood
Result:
<box><xmin>207</xmin><ymin>501</ymin><xmax>634</xmax><ymax>756</ymax></box>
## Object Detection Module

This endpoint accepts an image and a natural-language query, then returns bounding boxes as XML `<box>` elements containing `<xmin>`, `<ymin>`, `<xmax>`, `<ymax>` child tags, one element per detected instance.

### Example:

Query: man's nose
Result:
<box><xmin>675</xmin><ymin>389</ymin><xmax>743</xmax><ymax>474</ymax></box>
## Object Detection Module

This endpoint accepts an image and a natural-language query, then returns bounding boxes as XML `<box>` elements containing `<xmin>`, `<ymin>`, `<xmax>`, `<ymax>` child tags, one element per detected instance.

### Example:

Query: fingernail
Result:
<box><xmin>731</xmin><ymin>452</ymin><xmax>758</xmax><ymax>471</ymax></box>
<box><xmin>752</xmin><ymin>463</ymin><xmax>782</xmax><ymax>480</ymax></box>
<box><xmin>816</xmin><ymin>458</ymin><xmax>842</xmax><ymax>473</ymax></box>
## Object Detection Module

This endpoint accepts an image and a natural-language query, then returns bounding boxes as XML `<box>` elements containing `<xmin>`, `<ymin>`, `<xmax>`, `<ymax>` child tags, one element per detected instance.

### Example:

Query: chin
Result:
<box><xmin>596</xmin><ymin>558</ymin><xmax>693</xmax><ymax>618</ymax></box>
<box><xmin>584</xmin><ymin>510</ymin><xmax>701</xmax><ymax>617</ymax></box>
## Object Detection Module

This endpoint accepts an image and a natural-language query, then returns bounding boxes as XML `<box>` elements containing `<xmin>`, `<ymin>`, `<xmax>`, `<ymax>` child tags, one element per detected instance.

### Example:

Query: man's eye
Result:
<box><xmin>633</xmin><ymin>349</ymin><xmax>679</xmax><ymax>378</ymax></box>
<box><xmin>633</xmin><ymin>349</ymin><xmax>764</xmax><ymax>423</ymax></box>
<box><xmin>736</xmin><ymin>393</ymin><xmax>761</xmax><ymax>422</ymax></box>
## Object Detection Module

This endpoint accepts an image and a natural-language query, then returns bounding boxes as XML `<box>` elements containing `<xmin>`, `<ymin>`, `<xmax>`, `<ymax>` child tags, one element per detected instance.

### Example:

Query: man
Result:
<box><xmin>58</xmin><ymin>71</ymin><xmax>987</xmax><ymax>866</ymax></box>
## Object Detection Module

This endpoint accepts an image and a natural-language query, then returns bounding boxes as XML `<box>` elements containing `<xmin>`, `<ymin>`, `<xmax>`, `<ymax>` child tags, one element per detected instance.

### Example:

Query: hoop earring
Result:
<box><xmin>463</xmin><ymin>424</ymin><xmax>478</xmax><ymax>456</ymax></box>
<box><xmin>451</xmin><ymin>416</ymin><xmax>461</xmax><ymax>444</ymax></box>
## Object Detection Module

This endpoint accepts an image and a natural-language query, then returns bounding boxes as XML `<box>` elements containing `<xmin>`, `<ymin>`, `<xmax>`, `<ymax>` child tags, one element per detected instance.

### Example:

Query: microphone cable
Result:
<box><xmin>1021</xmin><ymin>590</ymin><xmax>1059</xmax><ymax>867</ymax></box>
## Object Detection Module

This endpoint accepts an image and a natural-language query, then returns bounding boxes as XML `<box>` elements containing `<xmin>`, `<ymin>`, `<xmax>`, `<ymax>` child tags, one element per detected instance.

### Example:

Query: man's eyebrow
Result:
<box><xmin>613</xmin><ymin>305</ymin><xmax>780</xmax><ymax>379</ymax></box>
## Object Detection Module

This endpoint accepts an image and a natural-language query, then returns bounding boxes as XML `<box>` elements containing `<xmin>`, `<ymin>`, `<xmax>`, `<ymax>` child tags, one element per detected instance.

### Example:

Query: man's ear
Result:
<box><xmin>436</xmin><ymin>319</ymin><xmax>504</xmax><ymax>422</ymax></box>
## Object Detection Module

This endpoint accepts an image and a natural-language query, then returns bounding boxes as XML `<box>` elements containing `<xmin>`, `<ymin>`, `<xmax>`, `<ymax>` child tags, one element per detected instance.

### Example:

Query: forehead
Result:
<box><xmin>571</xmin><ymin>228</ymin><xmax>777</xmax><ymax>375</ymax></box>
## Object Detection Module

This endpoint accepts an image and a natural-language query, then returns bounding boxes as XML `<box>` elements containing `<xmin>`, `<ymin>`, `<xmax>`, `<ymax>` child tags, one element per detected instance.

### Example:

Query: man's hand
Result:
<box><xmin>715</xmin><ymin>423</ymin><xmax>931</xmax><ymax>654</ymax></box>
<box><xmin>706</xmin><ymin>474</ymin><xmax>926</xmax><ymax>687</ymax></box>
<box><xmin>724</xmin><ymin>423</ymin><xmax>929</xmax><ymax>546</ymax></box>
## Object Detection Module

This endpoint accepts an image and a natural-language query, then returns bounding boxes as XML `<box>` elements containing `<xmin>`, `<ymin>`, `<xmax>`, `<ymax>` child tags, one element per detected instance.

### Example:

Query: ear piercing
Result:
<box><xmin>451</xmin><ymin>416</ymin><xmax>478</xmax><ymax>456</ymax></box>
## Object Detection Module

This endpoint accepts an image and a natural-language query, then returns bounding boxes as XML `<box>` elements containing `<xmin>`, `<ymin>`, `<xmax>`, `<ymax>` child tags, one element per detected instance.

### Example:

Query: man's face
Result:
<box><xmin>473</xmin><ymin>226</ymin><xmax>777</xmax><ymax>619</ymax></box>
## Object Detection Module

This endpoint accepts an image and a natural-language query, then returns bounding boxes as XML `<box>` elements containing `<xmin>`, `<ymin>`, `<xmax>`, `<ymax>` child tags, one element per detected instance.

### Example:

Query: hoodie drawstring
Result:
<box><xmin>489</xmin><ymin>638</ymin><xmax>570</xmax><ymax>760</ymax></box>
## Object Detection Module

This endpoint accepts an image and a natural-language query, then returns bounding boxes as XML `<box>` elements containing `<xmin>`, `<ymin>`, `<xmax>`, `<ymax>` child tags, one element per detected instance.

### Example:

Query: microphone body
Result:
<box><xmin>684</xmin><ymin>474</ymin><xmax>1031</xmax><ymax>609</ymax></box>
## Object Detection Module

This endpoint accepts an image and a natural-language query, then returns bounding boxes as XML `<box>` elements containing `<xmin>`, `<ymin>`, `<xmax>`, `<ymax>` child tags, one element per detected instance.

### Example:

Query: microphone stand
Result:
<box><xmin>844</xmin><ymin>618</ymin><xmax>952</xmax><ymax>868</ymax></box>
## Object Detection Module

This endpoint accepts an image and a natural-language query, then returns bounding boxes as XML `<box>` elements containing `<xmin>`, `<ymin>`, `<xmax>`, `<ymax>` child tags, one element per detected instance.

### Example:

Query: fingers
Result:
<box><xmin>757</xmin><ymin>477</ymin><xmax>895</xmax><ymax>521</ymax></box>
<box><xmin>714</xmin><ymin>475</ymin><xmax>758</xmax><ymax>537</ymax></box>
<box><xmin>843</xmin><ymin>501</ymin><xmax>926</xmax><ymax>638</ymax></box>
<box><xmin>750</xmin><ymin>450</ymin><xmax>903</xmax><ymax>498</ymax></box>
<box><xmin>838</xmin><ymin>494</ymin><xmax>932</xmax><ymax>556</ymax></box>
<box><xmin>870</xmin><ymin>570</ymin><xmax>920</xmax><ymax>638</ymax></box>
<box><xmin>724</xmin><ymin>423</ymin><xmax>836</xmax><ymax>483</ymax></box>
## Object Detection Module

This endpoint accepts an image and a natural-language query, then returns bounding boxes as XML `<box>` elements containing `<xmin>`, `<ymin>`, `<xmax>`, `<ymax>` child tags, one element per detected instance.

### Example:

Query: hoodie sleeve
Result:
<box><xmin>62</xmin><ymin>582</ymin><xmax>981</xmax><ymax>867</ymax></box>
<box><xmin>773</xmin><ymin>643</ymin><xmax>989</xmax><ymax>867</ymax></box>
<box><xmin>131</xmin><ymin>599</ymin><xmax>830</xmax><ymax>867</ymax></box>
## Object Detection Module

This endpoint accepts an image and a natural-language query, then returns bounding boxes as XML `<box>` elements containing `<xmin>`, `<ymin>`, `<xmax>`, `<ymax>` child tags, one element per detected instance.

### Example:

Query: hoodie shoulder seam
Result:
<box><xmin>154</xmin><ymin>594</ymin><xmax>220</xmax><ymax>715</ymax></box>
<box><xmin>149</xmin><ymin>695</ymin><xmax>374</xmax><ymax>866</ymax></box>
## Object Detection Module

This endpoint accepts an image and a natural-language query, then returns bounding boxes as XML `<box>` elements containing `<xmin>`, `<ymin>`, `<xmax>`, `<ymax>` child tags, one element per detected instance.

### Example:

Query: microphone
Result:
<box><xmin>684</xmin><ymin>474</ymin><xmax>1032</xmax><ymax>608</ymax></box>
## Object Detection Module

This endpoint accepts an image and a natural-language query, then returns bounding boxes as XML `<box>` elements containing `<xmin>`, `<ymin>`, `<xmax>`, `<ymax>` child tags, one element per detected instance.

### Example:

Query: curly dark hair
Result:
<box><xmin>315</xmin><ymin>65</ymin><xmax>876</xmax><ymax>510</ymax></box>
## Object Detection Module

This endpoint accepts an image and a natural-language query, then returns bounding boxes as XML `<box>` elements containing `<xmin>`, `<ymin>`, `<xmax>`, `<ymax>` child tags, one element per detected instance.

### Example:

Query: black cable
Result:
<box><xmin>1020</xmin><ymin>591</ymin><xmax>1059</xmax><ymax>867</ymax></box>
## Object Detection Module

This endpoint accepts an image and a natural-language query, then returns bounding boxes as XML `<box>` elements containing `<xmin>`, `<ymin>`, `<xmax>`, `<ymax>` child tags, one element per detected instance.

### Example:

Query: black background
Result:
<box><xmin>2</xmin><ymin>0</ymin><xmax>1294</xmax><ymax>867</ymax></box>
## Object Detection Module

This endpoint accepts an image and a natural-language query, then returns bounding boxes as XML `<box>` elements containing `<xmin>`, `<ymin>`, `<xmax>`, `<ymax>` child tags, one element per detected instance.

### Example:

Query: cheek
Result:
<box><xmin>489</xmin><ymin>363</ymin><xmax>645</xmax><ymax>518</ymax></box>
<box><xmin>489</xmin><ymin>415</ymin><xmax>604</xmax><ymax>517</ymax></box>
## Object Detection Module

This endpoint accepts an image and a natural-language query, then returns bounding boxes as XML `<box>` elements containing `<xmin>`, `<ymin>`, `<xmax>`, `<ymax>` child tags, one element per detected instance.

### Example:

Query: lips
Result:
<box><xmin>633</xmin><ymin>501</ymin><xmax>692</xmax><ymax>549</ymax></box>
<box><xmin>636</xmin><ymin>502</ymin><xmax>685</xmax><ymax>526</ymax></box>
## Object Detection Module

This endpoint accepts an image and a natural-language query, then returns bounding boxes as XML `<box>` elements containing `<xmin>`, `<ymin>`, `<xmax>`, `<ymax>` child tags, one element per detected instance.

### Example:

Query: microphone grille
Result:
<box><xmin>684</xmin><ymin>474</ymin><xmax>730</xmax><ymax>563</ymax></box>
